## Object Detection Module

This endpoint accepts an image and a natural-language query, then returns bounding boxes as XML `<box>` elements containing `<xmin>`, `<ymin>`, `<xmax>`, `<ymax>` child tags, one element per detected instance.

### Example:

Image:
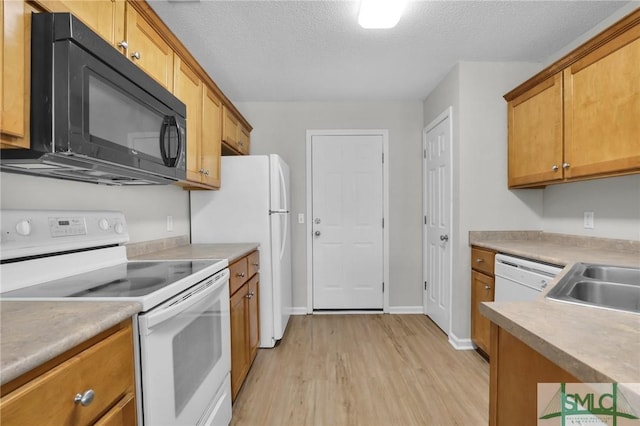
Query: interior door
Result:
<box><xmin>311</xmin><ymin>134</ymin><xmax>384</xmax><ymax>310</ymax></box>
<box><xmin>423</xmin><ymin>110</ymin><xmax>452</xmax><ymax>334</ymax></box>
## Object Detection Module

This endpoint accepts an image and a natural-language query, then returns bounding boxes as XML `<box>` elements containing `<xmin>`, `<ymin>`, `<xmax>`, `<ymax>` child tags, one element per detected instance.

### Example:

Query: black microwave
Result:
<box><xmin>0</xmin><ymin>13</ymin><xmax>186</xmax><ymax>185</ymax></box>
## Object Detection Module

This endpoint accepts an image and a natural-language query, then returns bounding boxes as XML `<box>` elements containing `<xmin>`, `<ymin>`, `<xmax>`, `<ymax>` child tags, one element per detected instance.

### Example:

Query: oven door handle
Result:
<box><xmin>140</xmin><ymin>269</ymin><xmax>230</xmax><ymax>331</ymax></box>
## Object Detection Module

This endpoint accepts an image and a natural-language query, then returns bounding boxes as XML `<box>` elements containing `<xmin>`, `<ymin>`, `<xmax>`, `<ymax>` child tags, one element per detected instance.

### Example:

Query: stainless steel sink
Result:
<box><xmin>546</xmin><ymin>263</ymin><xmax>640</xmax><ymax>314</ymax></box>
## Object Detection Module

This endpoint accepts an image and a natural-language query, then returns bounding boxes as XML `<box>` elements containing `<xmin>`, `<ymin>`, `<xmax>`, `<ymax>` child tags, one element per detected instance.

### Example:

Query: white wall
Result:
<box><xmin>234</xmin><ymin>101</ymin><xmax>424</xmax><ymax>310</ymax></box>
<box><xmin>0</xmin><ymin>172</ymin><xmax>190</xmax><ymax>243</ymax></box>
<box><xmin>543</xmin><ymin>175</ymin><xmax>640</xmax><ymax>240</ymax></box>
<box><xmin>423</xmin><ymin>61</ymin><xmax>544</xmax><ymax>340</ymax></box>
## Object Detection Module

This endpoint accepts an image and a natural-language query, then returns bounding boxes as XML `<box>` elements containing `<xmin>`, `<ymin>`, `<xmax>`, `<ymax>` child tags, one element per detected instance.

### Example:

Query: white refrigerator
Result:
<box><xmin>190</xmin><ymin>154</ymin><xmax>292</xmax><ymax>348</ymax></box>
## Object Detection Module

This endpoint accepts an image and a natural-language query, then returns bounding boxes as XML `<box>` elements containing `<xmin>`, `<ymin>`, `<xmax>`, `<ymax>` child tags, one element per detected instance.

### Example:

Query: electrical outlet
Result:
<box><xmin>583</xmin><ymin>211</ymin><xmax>594</xmax><ymax>229</ymax></box>
<box><xmin>298</xmin><ymin>213</ymin><xmax>305</xmax><ymax>224</ymax></box>
<box><xmin>166</xmin><ymin>215</ymin><xmax>174</xmax><ymax>231</ymax></box>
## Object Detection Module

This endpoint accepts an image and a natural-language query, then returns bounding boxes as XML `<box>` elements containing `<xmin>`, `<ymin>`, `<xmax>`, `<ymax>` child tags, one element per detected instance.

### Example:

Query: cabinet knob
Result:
<box><xmin>475</xmin><ymin>258</ymin><xmax>484</xmax><ymax>263</ymax></box>
<box><xmin>551</xmin><ymin>164</ymin><xmax>559</xmax><ymax>172</ymax></box>
<box><xmin>562</xmin><ymin>162</ymin><xmax>570</xmax><ymax>170</ymax></box>
<box><xmin>484</xmin><ymin>285</ymin><xmax>491</xmax><ymax>290</ymax></box>
<box><xmin>74</xmin><ymin>389</ymin><xmax>95</xmax><ymax>406</ymax></box>
<box><xmin>117</xmin><ymin>40</ymin><xmax>128</xmax><ymax>49</ymax></box>
<box><xmin>245</xmin><ymin>291</ymin><xmax>255</xmax><ymax>299</ymax></box>
<box><xmin>236</xmin><ymin>272</ymin><xmax>245</xmax><ymax>278</ymax></box>
<box><xmin>252</xmin><ymin>262</ymin><xmax>259</xmax><ymax>267</ymax></box>
<box><xmin>131</xmin><ymin>51</ymin><xmax>141</xmax><ymax>60</ymax></box>
<box><xmin>204</xmin><ymin>170</ymin><xmax>210</xmax><ymax>176</ymax></box>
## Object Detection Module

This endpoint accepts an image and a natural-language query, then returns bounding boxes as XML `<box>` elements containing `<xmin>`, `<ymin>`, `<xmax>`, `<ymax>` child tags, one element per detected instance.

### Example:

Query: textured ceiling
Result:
<box><xmin>148</xmin><ymin>1</ymin><xmax>630</xmax><ymax>101</ymax></box>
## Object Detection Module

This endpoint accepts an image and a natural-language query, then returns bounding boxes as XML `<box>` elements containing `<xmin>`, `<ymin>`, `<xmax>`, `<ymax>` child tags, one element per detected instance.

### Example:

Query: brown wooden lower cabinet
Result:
<box><xmin>489</xmin><ymin>323</ymin><xmax>579</xmax><ymax>426</ymax></box>
<box><xmin>229</xmin><ymin>250</ymin><xmax>260</xmax><ymax>401</ymax></box>
<box><xmin>0</xmin><ymin>320</ymin><xmax>137</xmax><ymax>426</ymax></box>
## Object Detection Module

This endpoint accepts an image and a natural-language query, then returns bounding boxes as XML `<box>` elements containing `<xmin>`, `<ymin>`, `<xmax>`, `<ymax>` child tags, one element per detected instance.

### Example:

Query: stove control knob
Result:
<box><xmin>98</xmin><ymin>218</ymin><xmax>110</xmax><ymax>231</ymax></box>
<box><xmin>15</xmin><ymin>220</ymin><xmax>31</xmax><ymax>236</ymax></box>
<box><xmin>114</xmin><ymin>223</ymin><xmax>124</xmax><ymax>234</ymax></box>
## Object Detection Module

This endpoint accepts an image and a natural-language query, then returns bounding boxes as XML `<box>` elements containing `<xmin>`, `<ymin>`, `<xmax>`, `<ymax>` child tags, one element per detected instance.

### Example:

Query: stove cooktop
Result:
<box><xmin>2</xmin><ymin>260</ymin><xmax>220</xmax><ymax>299</ymax></box>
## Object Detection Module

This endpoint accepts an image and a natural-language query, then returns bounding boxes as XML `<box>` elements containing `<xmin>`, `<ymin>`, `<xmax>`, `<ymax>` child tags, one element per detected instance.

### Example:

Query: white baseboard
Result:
<box><xmin>291</xmin><ymin>307</ymin><xmax>308</xmax><ymax>315</ymax></box>
<box><xmin>387</xmin><ymin>306</ymin><xmax>424</xmax><ymax>314</ymax></box>
<box><xmin>448</xmin><ymin>332</ymin><xmax>476</xmax><ymax>350</ymax></box>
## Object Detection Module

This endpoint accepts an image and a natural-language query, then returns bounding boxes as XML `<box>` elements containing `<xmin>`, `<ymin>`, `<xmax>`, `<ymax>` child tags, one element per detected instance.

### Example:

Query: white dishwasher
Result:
<box><xmin>494</xmin><ymin>254</ymin><xmax>563</xmax><ymax>302</ymax></box>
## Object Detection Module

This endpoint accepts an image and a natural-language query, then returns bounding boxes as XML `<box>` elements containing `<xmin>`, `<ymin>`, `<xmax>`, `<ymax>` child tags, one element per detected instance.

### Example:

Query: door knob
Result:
<box><xmin>314</xmin><ymin>231</ymin><xmax>321</xmax><ymax>236</ymax></box>
<box><xmin>440</xmin><ymin>234</ymin><xmax>449</xmax><ymax>242</ymax></box>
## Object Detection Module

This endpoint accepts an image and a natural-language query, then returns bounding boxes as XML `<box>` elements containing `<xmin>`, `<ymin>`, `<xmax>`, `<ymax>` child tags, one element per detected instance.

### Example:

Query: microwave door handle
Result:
<box><xmin>173</xmin><ymin>118</ymin><xmax>183</xmax><ymax>166</ymax></box>
<box><xmin>159</xmin><ymin>116</ymin><xmax>180</xmax><ymax>167</ymax></box>
<box><xmin>159</xmin><ymin>116</ymin><xmax>171</xmax><ymax>166</ymax></box>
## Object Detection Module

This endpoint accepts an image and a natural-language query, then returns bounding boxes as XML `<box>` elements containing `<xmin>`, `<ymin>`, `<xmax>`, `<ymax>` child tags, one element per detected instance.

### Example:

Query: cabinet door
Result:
<box><xmin>471</xmin><ymin>271</ymin><xmax>494</xmax><ymax>354</ymax></box>
<box><xmin>237</xmin><ymin>125</ymin><xmax>250</xmax><ymax>155</ymax></box>
<box><xmin>94</xmin><ymin>392</ymin><xmax>136</xmax><ymax>426</ymax></box>
<box><xmin>491</xmin><ymin>326</ymin><xmax>579</xmax><ymax>426</ymax></box>
<box><xmin>563</xmin><ymin>28</ymin><xmax>640</xmax><ymax>179</ymax></box>
<box><xmin>201</xmin><ymin>86</ymin><xmax>222</xmax><ymax>187</ymax></box>
<box><xmin>125</xmin><ymin>4</ymin><xmax>174</xmax><ymax>89</ymax></box>
<box><xmin>230</xmin><ymin>284</ymin><xmax>249</xmax><ymax>401</ymax></box>
<box><xmin>174</xmin><ymin>57</ymin><xmax>202</xmax><ymax>183</ymax></box>
<box><xmin>222</xmin><ymin>106</ymin><xmax>239</xmax><ymax>148</ymax></box>
<box><xmin>248</xmin><ymin>275</ymin><xmax>260</xmax><ymax>363</ymax></box>
<box><xmin>507</xmin><ymin>73</ymin><xmax>564</xmax><ymax>187</ymax></box>
<box><xmin>1</xmin><ymin>0</ymin><xmax>38</xmax><ymax>148</ymax></box>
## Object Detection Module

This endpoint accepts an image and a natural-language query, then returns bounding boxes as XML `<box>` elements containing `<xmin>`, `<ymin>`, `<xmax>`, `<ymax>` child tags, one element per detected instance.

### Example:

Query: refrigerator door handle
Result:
<box><xmin>280</xmin><ymin>212</ymin><xmax>288</xmax><ymax>260</ymax></box>
<box><xmin>278</xmin><ymin>160</ymin><xmax>288</xmax><ymax>212</ymax></box>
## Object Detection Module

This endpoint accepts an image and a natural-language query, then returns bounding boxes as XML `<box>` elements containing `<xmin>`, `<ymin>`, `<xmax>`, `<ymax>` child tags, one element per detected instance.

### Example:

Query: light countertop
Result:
<box><xmin>0</xmin><ymin>301</ymin><xmax>141</xmax><ymax>386</ymax></box>
<box><xmin>471</xmin><ymin>231</ymin><xmax>640</xmax><ymax>399</ymax></box>
<box><xmin>130</xmin><ymin>243</ymin><xmax>259</xmax><ymax>263</ymax></box>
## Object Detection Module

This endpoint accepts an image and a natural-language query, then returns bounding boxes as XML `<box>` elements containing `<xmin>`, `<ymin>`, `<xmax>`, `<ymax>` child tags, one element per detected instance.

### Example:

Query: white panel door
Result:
<box><xmin>311</xmin><ymin>134</ymin><xmax>383</xmax><ymax>310</ymax></box>
<box><xmin>423</xmin><ymin>111</ymin><xmax>452</xmax><ymax>333</ymax></box>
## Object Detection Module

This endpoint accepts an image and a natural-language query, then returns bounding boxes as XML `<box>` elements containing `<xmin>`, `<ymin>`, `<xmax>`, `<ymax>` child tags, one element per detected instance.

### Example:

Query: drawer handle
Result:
<box><xmin>236</xmin><ymin>272</ymin><xmax>245</xmax><ymax>278</ymax></box>
<box><xmin>74</xmin><ymin>389</ymin><xmax>95</xmax><ymax>407</ymax></box>
<box><xmin>475</xmin><ymin>258</ymin><xmax>484</xmax><ymax>263</ymax></box>
<box><xmin>484</xmin><ymin>285</ymin><xmax>491</xmax><ymax>290</ymax></box>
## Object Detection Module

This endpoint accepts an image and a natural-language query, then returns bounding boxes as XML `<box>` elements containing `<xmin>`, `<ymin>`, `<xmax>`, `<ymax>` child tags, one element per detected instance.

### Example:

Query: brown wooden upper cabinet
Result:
<box><xmin>122</xmin><ymin>3</ymin><xmax>174</xmax><ymax>90</ymax></box>
<box><xmin>505</xmin><ymin>9</ymin><xmax>640</xmax><ymax>188</ymax></box>
<box><xmin>222</xmin><ymin>106</ymin><xmax>251</xmax><ymax>155</ymax></box>
<box><xmin>174</xmin><ymin>56</ymin><xmax>222</xmax><ymax>190</ymax></box>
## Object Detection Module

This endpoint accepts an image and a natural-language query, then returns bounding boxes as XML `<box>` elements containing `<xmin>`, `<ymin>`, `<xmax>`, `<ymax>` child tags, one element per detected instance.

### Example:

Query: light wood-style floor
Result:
<box><xmin>231</xmin><ymin>314</ymin><xmax>489</xmax><ymax>426</ymax></box>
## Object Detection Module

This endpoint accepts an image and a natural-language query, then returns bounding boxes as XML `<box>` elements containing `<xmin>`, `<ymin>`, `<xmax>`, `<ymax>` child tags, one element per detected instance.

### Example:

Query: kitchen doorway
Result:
<box><xmin>306</xmin><ymin>130</ymin><xmax>389</xmax><ymax>312</ymax></box>
<box><xmin>422</xmin><ymin>108</ymin><xmax>453</xmax><ymax>334</ymax></box>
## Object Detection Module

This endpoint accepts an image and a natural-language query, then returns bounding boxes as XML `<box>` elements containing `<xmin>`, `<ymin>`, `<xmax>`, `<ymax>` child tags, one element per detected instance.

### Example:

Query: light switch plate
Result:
<box><xmin>583</xmin><ymin>211</ymin><xmax>594</xmax><ymax>229</ymax></box>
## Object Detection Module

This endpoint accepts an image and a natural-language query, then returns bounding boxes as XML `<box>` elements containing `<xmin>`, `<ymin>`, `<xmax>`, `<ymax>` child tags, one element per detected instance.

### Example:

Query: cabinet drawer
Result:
<box><xmin>1</xmin><ymin>323</ymin><xmax>135</xmax><ymax>426</ymax></box>
<box><xmin>229</xmin><ymin>256</ymin><xmax>249</xmax><ymax>295</ymax></box>
<box><xmin>247</xmin><ymin>250</ymin><xmax>260</xmax><ymax>278</ymax></box>
<box><xmin>471</xmin><ymin>247</ymin><xmax>495</xmax><ymax>275</ymax></box>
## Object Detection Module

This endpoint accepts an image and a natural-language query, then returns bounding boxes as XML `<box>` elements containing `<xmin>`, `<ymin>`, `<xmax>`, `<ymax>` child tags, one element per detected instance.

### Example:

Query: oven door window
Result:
<box><xmin>138</xmin><ymin>277</ymin><xmax>230</xmax><ymax>426</ymax></box>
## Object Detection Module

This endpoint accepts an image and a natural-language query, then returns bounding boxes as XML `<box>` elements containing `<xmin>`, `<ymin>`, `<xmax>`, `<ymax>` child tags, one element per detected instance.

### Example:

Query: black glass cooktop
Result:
<box><xmin>2</xmin><ymin>260</ymin><xmax>217</xmax><ymax>298</ymax></box>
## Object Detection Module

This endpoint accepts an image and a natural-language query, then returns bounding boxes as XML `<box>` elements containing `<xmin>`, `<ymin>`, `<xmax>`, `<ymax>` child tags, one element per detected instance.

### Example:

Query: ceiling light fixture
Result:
<box><xmin>358</xmin><ymin>0</ymin><xmax>407</xmax><ymax>29</ymax></box>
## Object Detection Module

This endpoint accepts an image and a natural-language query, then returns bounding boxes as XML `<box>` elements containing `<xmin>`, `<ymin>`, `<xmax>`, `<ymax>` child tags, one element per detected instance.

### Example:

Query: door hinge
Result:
<box><xmin>382</xmin><ymin>218</ymin><xmax>384</xmax><ymax>228</ymax></box>
<box><xmin>382</xmin><ymin>152</ymin><xmax>384</xmax><ymax>164</ymax></box>
<box><xmin>423</xmin><ymin>149</ymin><xmax>426</xmax><ymax>159</ymax></box>
<box><xmin>382</xmin><ymin>282</ymin><xmax>385</xmax><ymax>293</ymax></box>
<box><xmin>424</xmin><ymin>281</ymin><xmax>427</xmax><ymax>290</ymax></box>
<box><xmin>424</xmin><ymin>215</ymin><xmax>427</xmax><ymax>225</ymax></box>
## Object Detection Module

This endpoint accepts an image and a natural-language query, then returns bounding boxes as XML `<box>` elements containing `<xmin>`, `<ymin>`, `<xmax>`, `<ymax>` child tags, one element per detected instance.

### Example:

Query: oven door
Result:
<box><xmin>138</xmin><ymin>269</ymin><xmax>231</xmax><ymax>426</ymax></box>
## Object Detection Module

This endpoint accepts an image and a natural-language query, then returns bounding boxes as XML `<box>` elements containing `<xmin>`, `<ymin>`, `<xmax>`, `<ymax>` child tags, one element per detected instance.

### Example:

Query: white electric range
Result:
<box><xmin>0</xmin><ymin>210</ymin><xmax>232</xmax><ymax>426</ymax></box>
